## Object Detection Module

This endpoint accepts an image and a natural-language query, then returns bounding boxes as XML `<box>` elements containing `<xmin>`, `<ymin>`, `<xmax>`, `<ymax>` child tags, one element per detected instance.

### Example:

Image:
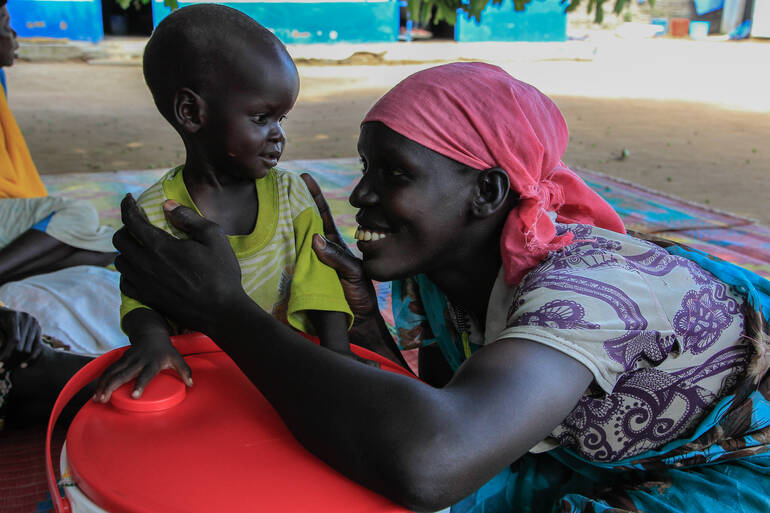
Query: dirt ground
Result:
<box><xmin>5</xmin><ymin>37</ymin><xmax>770</xmax><ymax>225</ymax></box>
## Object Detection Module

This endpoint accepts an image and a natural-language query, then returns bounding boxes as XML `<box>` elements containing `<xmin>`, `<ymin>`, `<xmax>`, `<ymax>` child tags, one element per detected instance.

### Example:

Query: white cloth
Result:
<box><xmin>0</xmin><ymin>266</ymin><xmax>127</xmax><ymax>356</ymax></box>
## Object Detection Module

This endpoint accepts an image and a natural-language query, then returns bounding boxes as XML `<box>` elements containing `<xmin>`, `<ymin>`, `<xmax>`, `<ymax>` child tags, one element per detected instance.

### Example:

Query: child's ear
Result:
<box><xmin>173</xmin><ymin>88</ymin><xmax>207</xmax><ymax>134</ymax></box>
<box><xmin>471</xmin><ymin>168</ymin><xmax>513</xmax><ymax>218</ymax></box>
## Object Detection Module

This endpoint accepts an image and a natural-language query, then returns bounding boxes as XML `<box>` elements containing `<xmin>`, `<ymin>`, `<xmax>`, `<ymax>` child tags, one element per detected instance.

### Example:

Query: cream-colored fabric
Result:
<box><xmin>0</xmin><ymin>196</ymin><xmax>114</xmax><ymax>253</ymax></box>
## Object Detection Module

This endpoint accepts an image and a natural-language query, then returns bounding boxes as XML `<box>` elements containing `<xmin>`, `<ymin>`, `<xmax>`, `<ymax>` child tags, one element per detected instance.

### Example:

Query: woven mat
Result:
<box><xmin>3</xmin><ymin>159</ymin><xmax>769</xmax><ymax>513</ymax></box>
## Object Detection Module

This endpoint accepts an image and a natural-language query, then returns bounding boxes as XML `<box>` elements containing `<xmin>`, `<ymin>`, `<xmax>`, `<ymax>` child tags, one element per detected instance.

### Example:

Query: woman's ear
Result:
<box><xmin>173</xmin><ymin>88</ymin><xmax>207</xmax><ymax>134</ymax></box>
<box><xmin>472</xmin><ymin>168</ymin><xmax>513</xmax><ymax>218</ymax></box>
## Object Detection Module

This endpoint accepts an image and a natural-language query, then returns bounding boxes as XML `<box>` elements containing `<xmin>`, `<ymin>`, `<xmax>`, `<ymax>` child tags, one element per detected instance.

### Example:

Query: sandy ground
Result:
<box><xmin>5</xmin><ymin>37</ymin><xmax>770</xmax><ymax>225</ymax></box>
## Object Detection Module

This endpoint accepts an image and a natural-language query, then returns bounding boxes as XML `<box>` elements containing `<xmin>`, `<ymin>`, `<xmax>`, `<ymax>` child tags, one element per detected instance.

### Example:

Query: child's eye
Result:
<box><xmin>387</xmin><ymin>168</ymin><xmax>406</xmax><ymax>178</ymax></box>
<box><xmin>251</xmin><ymin>114</ymin><xmax>268</xmax><ymax>125</ymax></box>
<box><xmin>279</xmin><ymin>115</ymin><xmax>287</xmax><ymax>123</ymax></box>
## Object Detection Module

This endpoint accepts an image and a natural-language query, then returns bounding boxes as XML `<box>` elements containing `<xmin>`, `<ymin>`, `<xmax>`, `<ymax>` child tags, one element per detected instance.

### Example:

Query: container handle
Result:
<box><xmin>45</xmin><ymin>333</ymin><xmax>220</xmax><ymax>513</ymax></box>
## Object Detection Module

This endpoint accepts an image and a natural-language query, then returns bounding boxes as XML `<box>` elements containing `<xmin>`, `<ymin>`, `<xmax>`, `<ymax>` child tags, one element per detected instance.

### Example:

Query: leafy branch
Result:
<box><xmin>410</xmin><ymin>0</ymin><xmax>653</xmax><ymax>25</ymax></box>
<box><xmin>114</xmin><ymin>0</ymin><xmax>177</xmax><ymax>10</ymax></box>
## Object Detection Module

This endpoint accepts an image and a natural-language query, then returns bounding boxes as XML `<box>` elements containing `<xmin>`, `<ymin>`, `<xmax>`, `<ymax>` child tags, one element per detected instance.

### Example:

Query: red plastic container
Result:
<box><xmin>670</xmin><ymin>18</ymin><xmax>691</xmax><ymax>37</ymax></box>
<box><xmin>46</xmin><ymin>333</ymin><xmax>414</xmax><ymax>513</ymax></box>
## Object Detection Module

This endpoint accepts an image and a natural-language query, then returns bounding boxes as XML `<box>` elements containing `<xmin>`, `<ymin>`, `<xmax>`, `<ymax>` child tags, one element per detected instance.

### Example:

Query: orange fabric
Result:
<box><xmin>0</xmin><ymin>87</ymin><xmax>46</xmax><ymax>198</ymax></box>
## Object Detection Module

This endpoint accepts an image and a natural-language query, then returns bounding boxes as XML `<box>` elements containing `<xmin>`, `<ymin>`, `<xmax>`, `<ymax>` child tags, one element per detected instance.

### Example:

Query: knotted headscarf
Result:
<box><xmin>362</xmin><ymin>62</ymin><xmax>626</xmax><ymax>284</ymax></box>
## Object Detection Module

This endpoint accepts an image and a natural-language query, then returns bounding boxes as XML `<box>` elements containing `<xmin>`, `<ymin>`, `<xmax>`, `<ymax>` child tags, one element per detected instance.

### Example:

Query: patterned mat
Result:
<box><xmin>2</xmin><ymin>159</ymin><xmax>769</xmax><ymax>513</ymax></box>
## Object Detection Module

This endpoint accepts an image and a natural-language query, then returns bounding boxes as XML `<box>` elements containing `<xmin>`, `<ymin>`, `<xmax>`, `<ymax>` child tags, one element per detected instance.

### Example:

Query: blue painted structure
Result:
<box><xmin>152</xmin><ymin>0</ymin><xmax>400</xmax><ymax>44</ymax></box>
<box><xmin>455</xmin><ymin>0</ymin><xmax>567</xmax><ymax>42</ymax></box>
<box><xmin>7</xmin><ymin>0</ymin><xmax>103</xmax><ymax>42</ymax></box>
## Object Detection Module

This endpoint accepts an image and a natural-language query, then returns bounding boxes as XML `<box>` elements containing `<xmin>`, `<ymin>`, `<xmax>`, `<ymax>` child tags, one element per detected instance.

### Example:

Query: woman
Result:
<box><xmin>103</xmin><ymin>63</ymin><xmax>770</xmax><ymax>512</ymax></box>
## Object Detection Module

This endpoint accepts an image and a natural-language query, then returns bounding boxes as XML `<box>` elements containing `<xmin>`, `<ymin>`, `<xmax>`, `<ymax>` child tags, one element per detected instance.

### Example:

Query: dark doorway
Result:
<box><xmin>101</xmin><ymin>0</ymin><xmax>153</xmax><ymax>36</ymax></box>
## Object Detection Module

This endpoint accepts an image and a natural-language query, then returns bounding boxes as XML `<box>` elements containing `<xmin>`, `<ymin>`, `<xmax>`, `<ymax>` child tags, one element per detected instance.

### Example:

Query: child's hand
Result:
<box><xmin>94</xmin><ymin>334</ymin><xmax>192</xmax><ymax>402</ymax></box>
<box><xmin>94</xmin><ymin>309</ymin><xmax>193</xmax><ymax>402</ymax></box>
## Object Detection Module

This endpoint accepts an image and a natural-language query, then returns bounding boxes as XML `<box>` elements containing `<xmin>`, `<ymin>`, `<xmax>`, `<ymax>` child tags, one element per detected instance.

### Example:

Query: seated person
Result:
<box><xmin>0</xmin><ymin>0</ymin><xmax>115</xmax><ymax>285</ymax></box>
<box><xmin>96</xmin><ymin>4</ymin><xmax>354</xmax><ymax>401</ymax></box>
<box><xmin>0</xmin><ymin>2</ymin><xmax>120</xmax><ymax>427</ymax></box>
<box><xmin>0</xmin><ymin>266</ymin><xmax>127</xmax><ymax>428</ymax></box>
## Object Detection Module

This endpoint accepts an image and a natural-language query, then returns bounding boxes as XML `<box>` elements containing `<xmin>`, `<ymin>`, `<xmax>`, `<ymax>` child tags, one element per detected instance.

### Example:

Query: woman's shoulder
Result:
<box><xmin>494</xmin><ymin>223</ymin><xmax>752</xmax><ymax>463</ymax></box>
<box><xmin>518</xmin><ymin>223</ymin><xmax>715</xmax><ymax>288</ymax></box>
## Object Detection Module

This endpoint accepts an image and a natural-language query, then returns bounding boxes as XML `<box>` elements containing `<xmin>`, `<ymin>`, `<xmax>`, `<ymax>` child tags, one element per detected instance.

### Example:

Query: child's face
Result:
<box><xmin>202</xmin><ymin>56</ymin><xmax>299</xmax><ymax>180</ymax></box>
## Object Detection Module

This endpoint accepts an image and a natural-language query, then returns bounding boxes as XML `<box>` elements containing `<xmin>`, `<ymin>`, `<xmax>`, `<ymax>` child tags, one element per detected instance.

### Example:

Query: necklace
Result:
<box><xmin>447</xmin><ymin>302</ymin><xmax>472</xmax><ymax>359</ymax></box>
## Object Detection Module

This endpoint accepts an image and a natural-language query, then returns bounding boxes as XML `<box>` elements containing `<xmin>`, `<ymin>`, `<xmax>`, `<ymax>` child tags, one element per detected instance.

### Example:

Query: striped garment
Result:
<box><xmin>120</xmin><ymin>166</ymin><xmax>351</xmax><ymax>335</ymax></box>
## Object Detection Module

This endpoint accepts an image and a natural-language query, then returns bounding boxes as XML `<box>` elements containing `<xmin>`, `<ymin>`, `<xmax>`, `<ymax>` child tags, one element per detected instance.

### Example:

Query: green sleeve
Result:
<box><xmin>118</xmin><ymin>173</ymin><xmax>179</xmax><ymax>331</ymax></box>
<box><xmin>286</xmin><ymin>207</ymin><xmax>353</xmax><ymax>334</ymax></box>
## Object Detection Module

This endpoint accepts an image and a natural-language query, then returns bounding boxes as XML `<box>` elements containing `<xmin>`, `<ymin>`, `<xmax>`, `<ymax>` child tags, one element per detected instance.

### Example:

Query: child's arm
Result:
<box><xmin>308</xmin><ymin>310</ymin><xmax>350</xmax><ymax>354</ymax></box>
<box><xmin>94</xmin><ymin>308</ymin><xmax>192</xmax><ymax>402</ymax></box>
<box><xmin>308</xmin><ymin>310</ymin><xmax>378</xmax><ymax>366</ymax></box>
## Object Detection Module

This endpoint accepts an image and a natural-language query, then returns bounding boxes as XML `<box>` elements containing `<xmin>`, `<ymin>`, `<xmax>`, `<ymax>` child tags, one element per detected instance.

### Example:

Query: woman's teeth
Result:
<box><xmin>355</xmin><ymin>227</ymin><xmax>388</xmax><ymax>241</ymax></box>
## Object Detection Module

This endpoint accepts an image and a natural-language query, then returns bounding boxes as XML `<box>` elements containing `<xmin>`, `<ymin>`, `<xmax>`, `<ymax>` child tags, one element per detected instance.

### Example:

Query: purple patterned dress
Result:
<box><xmin>395</xmin><ymin>224</ymin><xmax>752</xmax><ymax>463</ymax></box>
<box><xmin>393</xmin><ymin>224</ymin><xmax>770</xmax><ymax>512</ymax></box>
<box><xmin>503</xmin><ymin>224</ymin><xmax>751</xmax><ymax>462</ymax></box>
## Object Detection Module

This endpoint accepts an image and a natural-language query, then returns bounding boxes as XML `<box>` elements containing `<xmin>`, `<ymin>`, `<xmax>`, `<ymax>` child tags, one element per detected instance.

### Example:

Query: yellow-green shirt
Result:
<box><xmin>120</xmin><ymin>166</ymin><xmax>352</xmax><ymax>334</ymax></box>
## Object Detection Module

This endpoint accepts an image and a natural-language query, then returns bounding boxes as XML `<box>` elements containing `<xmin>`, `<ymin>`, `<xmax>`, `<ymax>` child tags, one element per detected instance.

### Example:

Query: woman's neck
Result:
<box><xmin>426</xmin><ymin>241</ymin><xmax>502</xmax><ymax>323</ymax></box>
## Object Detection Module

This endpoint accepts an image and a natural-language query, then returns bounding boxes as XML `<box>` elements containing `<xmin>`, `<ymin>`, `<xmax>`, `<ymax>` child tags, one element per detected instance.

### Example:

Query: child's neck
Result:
<box><xmin>182</xmin><ymin>159</ymin><xmax>259</xmax><ymax>236</ymax></box>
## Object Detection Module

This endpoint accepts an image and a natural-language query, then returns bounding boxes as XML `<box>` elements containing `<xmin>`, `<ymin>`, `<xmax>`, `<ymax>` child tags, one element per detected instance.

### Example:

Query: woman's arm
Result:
<box><xmin>114</xmin><ymin>195</ymin><xmax>592</xmax><ymax>511</ymax></box>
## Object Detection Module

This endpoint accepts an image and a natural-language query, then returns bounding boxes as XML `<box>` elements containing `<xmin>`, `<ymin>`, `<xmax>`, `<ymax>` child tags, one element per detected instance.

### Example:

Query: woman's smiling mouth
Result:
<box><xmin>354</xmin><ymin>227</ymin><xmax>389</xmax><ymax>242</ymax></box>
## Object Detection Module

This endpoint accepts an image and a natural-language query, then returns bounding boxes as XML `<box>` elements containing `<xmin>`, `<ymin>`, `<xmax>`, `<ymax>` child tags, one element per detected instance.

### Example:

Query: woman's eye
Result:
<box><xmin>387</xmin><ymin>168</ymin><xmax>406</xmax><ymax>178</ymax></box>
<box><xmin>359</xmin><ymin>157</ymin><xmax>367</xmax><ymax>174</ymax></box>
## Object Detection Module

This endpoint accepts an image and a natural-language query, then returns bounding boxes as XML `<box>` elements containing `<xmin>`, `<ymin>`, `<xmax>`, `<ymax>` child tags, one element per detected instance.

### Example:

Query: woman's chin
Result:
<box><xmin>362</xmin><ymin>258</ymin><xmax>412</xmax><ymax>283</ymax></box>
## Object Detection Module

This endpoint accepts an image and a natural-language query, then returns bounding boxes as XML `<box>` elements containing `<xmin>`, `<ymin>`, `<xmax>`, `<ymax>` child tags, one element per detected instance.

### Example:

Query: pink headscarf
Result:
<box><xmin>362</xmin><ymin>62</ymin><xmax>626</xmax><ymax>285</ymax></box>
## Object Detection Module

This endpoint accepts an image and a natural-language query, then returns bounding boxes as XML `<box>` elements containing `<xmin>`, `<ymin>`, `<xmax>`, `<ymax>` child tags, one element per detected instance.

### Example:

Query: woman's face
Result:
<box><xmin>352</xmin><ymin>122</ymin><xmax>478</xmax><ymax>281</ymax></box>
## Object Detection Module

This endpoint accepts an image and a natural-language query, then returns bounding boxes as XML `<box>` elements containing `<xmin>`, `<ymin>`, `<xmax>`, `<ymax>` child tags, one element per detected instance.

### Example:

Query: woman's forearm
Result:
<box><xmin>206</xmin><ymin>298</ymin><xmax>592</xmax><ymax>510</ymax></box>
<box><xmin>208</xmin><ymin>299</ymin><xmax>460</xmax><ymax>509</ymax></box>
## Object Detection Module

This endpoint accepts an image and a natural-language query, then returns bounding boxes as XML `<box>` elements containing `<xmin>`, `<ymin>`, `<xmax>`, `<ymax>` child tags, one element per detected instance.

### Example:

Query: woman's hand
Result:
<box><xmin>0</xmin><ymin>306</ymin><xmax>43</xmax><ymax>370</ymax></box>
<box><xmin>113</xmin><ymin>194</ymin><xmax>250</xmax><ymax>335</ymax></box>
<box><xmin>301</xmin><ymin>174</ymin><xmax>407</xmax><ymax>366</ymax></box>
<box><xmin>301</xmin><ymin>173</ymin><xmax>380</xmax><ymax>322</ymax></box>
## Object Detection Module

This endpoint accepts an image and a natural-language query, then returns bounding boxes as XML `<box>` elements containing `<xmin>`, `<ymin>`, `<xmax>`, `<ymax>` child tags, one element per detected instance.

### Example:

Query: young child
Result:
<box><xmin>98</xmin><ymin>4</ymin><xmax>353</xmax><ymax>400</ymax></box>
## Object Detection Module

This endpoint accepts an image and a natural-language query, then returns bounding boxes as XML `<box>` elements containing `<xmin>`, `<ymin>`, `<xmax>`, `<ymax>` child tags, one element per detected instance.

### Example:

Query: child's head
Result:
<box><xmin>143</xmin><ymin>4</ymin><xmax>299</xmax><ymax>180</ymax></box>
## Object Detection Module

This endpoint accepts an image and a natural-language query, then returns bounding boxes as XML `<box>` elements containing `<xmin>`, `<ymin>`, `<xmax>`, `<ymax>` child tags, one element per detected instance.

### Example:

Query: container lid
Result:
<box><xmin>65</xmin><ymin>337</ymin><xmax>412</xmax><ymax>513</ymax></box>
<box><xmin>110</xmin><ymin>372</ymin><xmax>186</xmax><ymax>413</ymax></box>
